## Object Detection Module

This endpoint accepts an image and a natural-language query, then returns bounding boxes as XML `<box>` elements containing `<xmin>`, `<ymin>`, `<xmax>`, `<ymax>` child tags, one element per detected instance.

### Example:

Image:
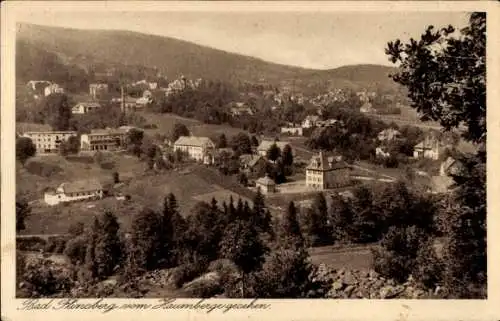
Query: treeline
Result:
<box><xmin>17</xmin><ymin>191</ymin><xmax>329</xmax><ymax>298</ymax></box>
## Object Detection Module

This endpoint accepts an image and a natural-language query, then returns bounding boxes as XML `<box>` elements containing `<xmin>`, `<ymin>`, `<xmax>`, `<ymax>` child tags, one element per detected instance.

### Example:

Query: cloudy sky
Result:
<box><xmin>17</xmin><ymin>9</ymin><xmax>470</xmax><ymax>70</ymax></box>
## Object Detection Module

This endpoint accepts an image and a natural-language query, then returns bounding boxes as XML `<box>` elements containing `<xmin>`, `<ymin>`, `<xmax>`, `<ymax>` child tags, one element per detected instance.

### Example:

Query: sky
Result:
<box><xmin>17</xmin><ymin>10</ymin><xmax>470</xmax><ymax>70</ymax></box>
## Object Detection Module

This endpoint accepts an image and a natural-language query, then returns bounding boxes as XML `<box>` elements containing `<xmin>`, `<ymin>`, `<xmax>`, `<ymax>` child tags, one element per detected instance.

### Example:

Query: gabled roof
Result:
<box><xmin>59</xmin><ymin>179</ymin><xmax>103</xmax><ymax>194</ymax></box>
<box><xmin>240</xmin><ymin>154</ymin><xmax>265</xmax><ymax>167</ymax></box>
<box><xmin>307</xmin><ymin>151</ymin><xmax>348</xmax><ymax>171</ymax></box>
<box><xmin>174</xmin><ymin>136</ymin><xmax>214</xmax><ymax>148</ymax></box>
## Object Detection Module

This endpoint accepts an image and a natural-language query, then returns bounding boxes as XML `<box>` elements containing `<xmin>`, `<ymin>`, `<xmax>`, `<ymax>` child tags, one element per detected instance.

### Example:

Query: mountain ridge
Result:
<box><xmin>16</xmin><ymin>23</ymin><xmax>399</xmax><ymax>92</ymax></box>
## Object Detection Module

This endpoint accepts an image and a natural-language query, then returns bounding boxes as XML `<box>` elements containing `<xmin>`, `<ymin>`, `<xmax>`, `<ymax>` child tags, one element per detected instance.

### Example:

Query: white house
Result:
<box><xmin>44</xmin><ymin>179</ymin><xmax>104</xmax><ymax>206</ymax></box>
<box><xmin>173</xmin><ymin>136</ymin><xmax>215</xmax><ymax>163</ymax></box>
<box><xmin>256</xmin><ymin>175</ymin><xmax>276</xmax><ymax>194</ymax></box>
<box><xmin>44</xmin><ymin>84</ymin><xmax>64</xmax><ymax>96</ymax></box>
<box><xmin>89</xmin><ymin>83</ymin><xmax>109</xmax><ymax>99</ymax></box>
<box><xmin>281</xmin><ymin>127</ymin><xmax>303</xmax><ymax>136</ymax></box>
<box><xmin>22</xmin><ymin>131</ymin><xmax>77</xmax><ymax>154</ymax></box>
<box><xmin>413</xmin><ymin>136</ymin><xmax>446</xmax><ymax>160</ymax></box>
<box><xmin>377</xmin><ymin>129</ymin><xmax>401</xmax><ymax>142</ymax></box>
<box><xmin>72</xmin><ymin>102</ymin><xmax>102</xmax><ymax>114</ymax></box>
<box><xmin>301</xmin><ymin>115</ymin><xmax>320</xmax><ymax>128</ymax></box>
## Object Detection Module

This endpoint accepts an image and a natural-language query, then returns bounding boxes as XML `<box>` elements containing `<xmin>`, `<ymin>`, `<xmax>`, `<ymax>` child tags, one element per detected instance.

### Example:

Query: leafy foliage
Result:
<box><xmin>16</xmin><ymin>137</ymin><xmax>36</xmax><ymax>166</ymax></box>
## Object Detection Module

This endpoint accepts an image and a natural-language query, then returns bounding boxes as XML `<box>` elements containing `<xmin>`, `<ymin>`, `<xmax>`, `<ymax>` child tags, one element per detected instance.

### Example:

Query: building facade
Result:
<box><xmin>256</xmin><ymin>175</ymin><xmax>276</xmax><ymax>194</ymax></box>
<box><xmin>89</xmin><ymin>83</ymin><xmax>109</xmax><ymax>99</ymax></box>
<box><xmin>413</xmin><ymin>136</ymin><xmax>446</xmax><ymax>160</ymax></box>
<box><xmin>44</xmin><ymin>84</ymin><xmax>64</xmax><ymax>96</ymax></box>
<box><xmin>306</xmin><ymin>152</ymin><xmax>351</xmax><ymax>190</ymax></box>
<box><xmin>80</xmin><ymin>128</ymin><xmax>131</xmax><ymax>151</ymax></box>
<box><xmin>44</xmin><ymin>179</ymin><xmax>103</xmax><ymax>206</ymax></box>
<box><xmin>173</xmin><ymin>136</ymin><xmax>216</xmax><ymax>162</ymax></box>
<box><xmin>72</xmin><ymin>102</ymin><xmax>102</xmax><ymax>114</ymax></box>
<box><xmin>23</xmin><ymin>131</ymin><xmax>77</xmax><ymax>154</ymax></box>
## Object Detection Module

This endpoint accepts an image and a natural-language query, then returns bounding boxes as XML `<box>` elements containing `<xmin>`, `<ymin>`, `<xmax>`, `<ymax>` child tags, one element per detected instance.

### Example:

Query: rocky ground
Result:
<box><xmin>314</xmin><ymin>264</ymin><xmax>442</xmax><ymax>299</ymax></box>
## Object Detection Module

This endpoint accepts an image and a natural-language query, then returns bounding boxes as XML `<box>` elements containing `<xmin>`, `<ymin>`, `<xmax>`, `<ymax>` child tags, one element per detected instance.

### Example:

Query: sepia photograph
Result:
<box><xmin>2</xmin><ymin>1</ymin><xmax>492</xmax><ymax>308</ymax></box>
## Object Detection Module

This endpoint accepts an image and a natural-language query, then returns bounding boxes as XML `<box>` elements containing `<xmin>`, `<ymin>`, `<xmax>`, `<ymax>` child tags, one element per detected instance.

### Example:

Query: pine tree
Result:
<box><xmin>128</xmin><ymin>208</ymin><xmax>162</xmax><ymax>271</ymax></box>
<box><xmin>84</xmin><ymin>217</ymin><xmax>99</xmax><ymax>281</ymax></box>
<box><xmin>309</xmin><ymin>192</ymin><xmax>331</xmax><ymax>246</ymax></box>
<box><xmin>280</xmin><ymin>202</ymin><xmax>305</xmax><ymax>249</ymax></box>
<box><xmin>252</xmin><ymin>189</ymin><xmax>272</xmax><ymax>235</ymax></box>
<box><xmin>94</xmin><ymin>211</ymin><xmax>123</xmax><ymax>279</ymax></box>
<box><xmin>328</xmin><ymin>194</ymin><xmax>354</xmax><ymax>243</ymax></box>
<box><xmin>219</xmin><ymin>219</ymin><xmax>267</xmax><ymax>297</ymax></box>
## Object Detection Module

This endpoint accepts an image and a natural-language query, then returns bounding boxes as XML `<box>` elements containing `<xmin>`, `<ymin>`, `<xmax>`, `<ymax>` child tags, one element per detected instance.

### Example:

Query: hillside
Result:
<box><xmin>16</xmin><ymin>23</ymin><xmax>399</xmax><ymax>92</ymax></box>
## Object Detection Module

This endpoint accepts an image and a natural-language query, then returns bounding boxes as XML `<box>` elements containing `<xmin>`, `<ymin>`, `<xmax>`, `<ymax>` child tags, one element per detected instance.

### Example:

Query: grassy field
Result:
<box><xmin>16</xmin><ymin>153</ymin><xmax>145</xmax><ymax>201</ymax></box>
<box><xmin>309</xmin><ymin>244</ymin><xmax>374</xmax><ymax>271</ymax></box>
<box><xmin>19</xmin><ymin>160</ymin><xmax>255</xmax><ymax>234</ymax></box>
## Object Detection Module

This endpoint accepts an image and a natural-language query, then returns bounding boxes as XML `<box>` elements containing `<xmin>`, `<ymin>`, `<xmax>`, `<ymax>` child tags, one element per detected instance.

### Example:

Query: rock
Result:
<box><xmin>332</xmin><ymin>280</ymin><xmax>345</xmax><ymax>291</ymax></box>
<box><xmin>337</xmin><ymin>268</ymin><xmax>346</xmax><ymax>276</ymax></box>
<box><xmin>379</xmin><ymin>285</ymin><xmax>404</xmax><ymax>299</ymax></box>
<box><xmin>372</xmin><ymin>279</ymin><xmax>385</xmax><ymax>290</ymax></box>
<box><xmin>387</xmin><ymin>278</ymin><xmax>396</xmax><ymax>286</ymax></box>
<box><xmin>344</xmin><ymin>285</ymin><xmax>355</xmax><ymax>297</ymax></box>
<box><xmin>368</xmin><ymin>270</ymin><xmax>379</xmax><ymax>279</ymax></box>
<box><xmin>342</xmin><ymin>271</ymin><xmax>358</xmax><ymax>285</ymax></box>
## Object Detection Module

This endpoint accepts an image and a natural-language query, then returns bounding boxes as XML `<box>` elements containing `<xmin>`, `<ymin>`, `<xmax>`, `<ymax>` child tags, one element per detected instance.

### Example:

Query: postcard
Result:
<box><xmin>1</xmin><ymin>1</ymin><xmax>499</xmax><ymax>321</ymax></box>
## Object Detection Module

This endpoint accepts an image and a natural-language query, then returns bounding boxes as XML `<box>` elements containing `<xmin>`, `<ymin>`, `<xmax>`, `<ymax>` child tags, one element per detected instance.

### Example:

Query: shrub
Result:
<box><xmin>16</xmin><ymin>236</ymin><xmax>47</xmax><ymax>252</ymax></box>
<box><xmin>25</xmin><ymin>161</ymin><xmax>62</xmax><ymax>177</ymax></box>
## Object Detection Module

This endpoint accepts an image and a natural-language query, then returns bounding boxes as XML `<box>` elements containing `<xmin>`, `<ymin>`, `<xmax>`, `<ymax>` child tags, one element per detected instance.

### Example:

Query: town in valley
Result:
<box><xmin>14</xmin><ymin>12</ymin><xmax>486</xmax><ymax>300</ymax></box>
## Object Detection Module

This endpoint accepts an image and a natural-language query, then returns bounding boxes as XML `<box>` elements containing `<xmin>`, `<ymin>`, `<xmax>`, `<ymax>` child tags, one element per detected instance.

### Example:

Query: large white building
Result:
<box><xmin>22</xmin><ymin>131</ymin><xmax>77</xmax><ymax>154</ymax></box>
<box><xmin>306</xmin><ymin>152</ymin><xmax>351</xmax><ymax>190</ymax></box>
<box><xmin>173</xmin><ymin>136</ymin><xmax>215</xmax><ymax>163</ymax></box>
<box><xmin>80</xmin><ymin>127</ymin><xmax>134</xmax><ymax>151</ymax></box>
<box><xmin>44</xmin><ymin>179</ymin><xmax>104</xmax><ymax>206</ymax></box>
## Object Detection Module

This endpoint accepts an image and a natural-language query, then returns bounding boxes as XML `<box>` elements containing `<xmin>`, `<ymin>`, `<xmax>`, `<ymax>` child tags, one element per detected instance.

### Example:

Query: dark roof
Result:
<box><xmin>60</xmin><ymin>179</ymin><xmax>103</xmax><ymax>194</ymax></box>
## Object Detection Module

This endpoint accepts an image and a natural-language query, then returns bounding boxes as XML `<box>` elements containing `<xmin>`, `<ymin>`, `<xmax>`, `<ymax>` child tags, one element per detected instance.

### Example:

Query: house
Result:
<box><xmin>239</xmin><ymin>154</ymin><xmax>267</xmax><ymax>176</ymax></box>
<box><xmin>377</xmin><ymin>129</ymin><xmax>401</xmax><ymax>142</ymax></box>
<box><xmin>80</xmin><ymin>128</ymin><xmax>131</xmax><ymax>151</ymax></box>
<box><xmin>72</xmin><ymin>102</ymin><xmax>102</xmax><ymax>114</ymax></box>
<box><xmin>229</xmin><ymin>102</ymin><xmax>253</xmax><ymax>116</ymax></box>
<box><xmin>431</xmin><ymin>157</ymin><xmax>463</xmax><ymax>194</ymax></box>
<box><xmin>256</xmin><ymin>140</ymin><xmax>292</xmax><ymax>157</ymax></box>
<box><xmin>173</xmin><ymin>136</ymin><xmax>216</xmax><ymax>162</ymax></box>
<box><xmin>120</xmin><ymin>97</ymin><xmax>139</xmax><ymax>113</ymax></box>
<box><xmin>281</xmin><ymin>127</ymin><xmax>303</xmax><ymax>136</ymax></box>
<box><xmin>413</xmin><ymin>136</ymin><xmax>446</xmax><ymax>160</ymax></box>
<box><xmin>256</xmin><ymin>175</ymin><xmax>276</xmax><ymax>194</ymax></box>
<box><xmin>301</xmin><ymin>115</ymin><xmax>320</xmax><ymax>129</ymax></box>
<box><xmin>360</xmin><ymin>102</ymin><xmax>375</xmax><ymax>113</ymax></box>
<box><xmin>22</xmin><ymin>131</ymin><xmax>77</xmax><ymax>154</ymax></box>
<box><xmin>27</xmin><ymin>80</ymin><xmax>51</xmax><ymax>92</ymax></box>
<box><xmin>44</xmin><ymin>179</ymin><xmax>104</xmax><ymax>206</ymax></box>
<box><xmin>135</xmin><ymin>97</ymin><xmax>152</xmax><ymax>109</ymax></box>
<box><xmin>375</xmin><ymin>147</ymin><xmax>391</xmax><ymax>158</ymax></box>
<box><xmin>89</xmin><ymin>83</ymin><xmax>109</xmax><ymax>99</ymax></box>
<box><xmin>306</xmin><ymin>151</ymin><xmax>351</xmax><ymax>190</ymax></box>
<box><xmin>439</xmin><ymin>157</ymin><xmax>463</xmax><ymax>177</ymax></box>
<box><xmin>44</xmin><ymin>83</ymin><xmax>64</xmax><ymax>96</ymax></box>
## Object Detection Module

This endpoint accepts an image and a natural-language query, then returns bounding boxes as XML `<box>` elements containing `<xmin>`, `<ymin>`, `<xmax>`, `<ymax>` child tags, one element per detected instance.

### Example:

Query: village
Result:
<box><xmin>17</xmin><ymin>74</ymin><xmax>470</xmax><ymax>226</ymax></box>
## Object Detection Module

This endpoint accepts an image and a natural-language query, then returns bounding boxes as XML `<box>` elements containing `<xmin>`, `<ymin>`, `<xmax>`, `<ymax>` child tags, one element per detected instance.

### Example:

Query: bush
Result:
<box><xmin>63</xmin><ymin>235</ymin><xmax>88</xmax><ymax>265</ymax></box>
<box><xmin>25</xmin><ymin>161</ymin><xmax>62</xmax><ymax>177</ymax></box>
<box><xmin>16</xmin><ymin>236</ymin><xmax>47</xmax><ymax>252</ymax></box>
<box><xmin>372</xmin><ymin>226</ymin><xmax>428</xmax><ymax>283</ymax></box>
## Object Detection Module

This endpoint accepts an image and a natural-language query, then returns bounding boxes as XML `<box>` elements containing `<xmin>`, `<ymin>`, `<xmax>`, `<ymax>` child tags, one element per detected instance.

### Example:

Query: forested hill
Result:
<box><xmin>17</xmin><ymin>23</ymin><xmax>399</xmax><ymax>92</ymax></box>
